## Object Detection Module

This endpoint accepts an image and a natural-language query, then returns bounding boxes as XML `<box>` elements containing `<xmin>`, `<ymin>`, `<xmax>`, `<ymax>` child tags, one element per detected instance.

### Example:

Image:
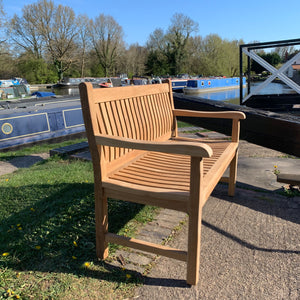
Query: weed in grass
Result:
<box><xmin>279</xmin><ymin>185</ymin><xmax>300</xmax><ymax>198</ymax></box>
<box><xmin>0</xmin><ymin>157</ymin><xmax>158</xmax><ymax>299</ymax></box>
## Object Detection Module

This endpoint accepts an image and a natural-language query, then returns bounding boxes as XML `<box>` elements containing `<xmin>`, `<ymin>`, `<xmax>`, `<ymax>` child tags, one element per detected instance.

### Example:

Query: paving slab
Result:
<box><xmin>135</xmin><ymin>185</ymin><xmax>300</xmax><ymax>299</ymax></box>
<box><xmin>0</xmin><ymin>153</ymin><xmax>49</xmax><ymax>176</ymax></box>
<box><xmin>235</xmin><ymin>157</ymin><xmax>300</xmax><ymax>192</ymax></box>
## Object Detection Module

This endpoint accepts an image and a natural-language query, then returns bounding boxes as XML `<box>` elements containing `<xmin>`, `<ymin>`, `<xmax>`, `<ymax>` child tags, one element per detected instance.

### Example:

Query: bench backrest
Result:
<box><xmin>79</xmin><ymin>81</ymin><xmax>176</xmax><ymax>175</ymax></box>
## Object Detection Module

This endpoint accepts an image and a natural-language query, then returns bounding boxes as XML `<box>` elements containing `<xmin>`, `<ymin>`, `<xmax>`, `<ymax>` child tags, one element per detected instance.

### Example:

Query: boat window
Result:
<box><xmin>201</xmin><ymin>81</ymin><xmax>204</xmax><ymax>86</ymax></box>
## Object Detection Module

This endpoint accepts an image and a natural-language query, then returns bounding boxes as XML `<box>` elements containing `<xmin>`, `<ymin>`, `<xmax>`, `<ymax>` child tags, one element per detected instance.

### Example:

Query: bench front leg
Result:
<box><xmin>95</xmin><ymin>186</ymin><xmax>109</xmax><ymax>259</ymax></box>
<box><xmin>187</xmin><ymin>157</ymin><xmax>204</xmax><ymax>285</ymax></box>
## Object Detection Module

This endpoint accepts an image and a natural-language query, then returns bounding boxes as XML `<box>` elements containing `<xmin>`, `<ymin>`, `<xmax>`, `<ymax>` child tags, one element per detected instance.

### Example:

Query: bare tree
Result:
<box><xmin>125</xmin><ymin>44</ymin><xmax>147</xmax><ymax>76</ymax></box>
<box><xmin>34</xmin><ymin>0</ymin><xmax>78</xmax><ymax>80</ymax></box>
<box><xmin>0</xmin><ymin>0</ymin><xmax>6</xmax><ymax>44</ymax></box>
<box><xmin>146</xmin><ymin>28</ymin><xmax>167</xmax><ymax>52</ymax></box>
<box><xmin>9</xmin><ymin>5</ymin><xmax>44</xmax><ymax>58</ymax></box>
<box><xmin>76</xmin><ymin>14</ymin><xmax>91</xmax><ymax>77</ymax></box>
<box><xmin>89</xmin><ymin>14</ymin><xmax>124</xmax><ymax>77</ymax></box>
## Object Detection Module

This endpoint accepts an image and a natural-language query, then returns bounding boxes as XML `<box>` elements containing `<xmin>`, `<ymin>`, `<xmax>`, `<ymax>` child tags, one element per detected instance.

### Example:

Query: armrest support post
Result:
<box><xmin>173</xmin><ymin>109</ymin><xmax>245</xmax><ymax>142</ymax></box>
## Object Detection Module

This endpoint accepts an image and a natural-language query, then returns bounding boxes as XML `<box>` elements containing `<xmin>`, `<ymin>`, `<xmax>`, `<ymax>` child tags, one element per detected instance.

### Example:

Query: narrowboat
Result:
<box><xmin>170</xmin><ymin>79</ymin><xmax>188</xmax><ymax>92</ymax></box>
<box><xmin>0</xmin><ymin>96</ymin><xmax>85</xmax><ymax>150</ymax></box>
<box><xmin>183</xmin><ymin>77</ymin><xmax>246</xmax><ymax>95</ymax></box>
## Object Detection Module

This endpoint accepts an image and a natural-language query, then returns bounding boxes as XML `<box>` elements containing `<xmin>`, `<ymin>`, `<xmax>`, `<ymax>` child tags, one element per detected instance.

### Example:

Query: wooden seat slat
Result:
<box><xmin>108</xmin><ymin>175</ymin><xmax>189</xmax><ymax>191</ymax></box>
<box><xmin>107</xmin><ymin>142</ymin><xmax>233</xmax><ymax>194</ymax></box>
<box><xmin>79</xmin><ymin>80</ymin><xmax>245</xmax><ymax>286</ymax></box>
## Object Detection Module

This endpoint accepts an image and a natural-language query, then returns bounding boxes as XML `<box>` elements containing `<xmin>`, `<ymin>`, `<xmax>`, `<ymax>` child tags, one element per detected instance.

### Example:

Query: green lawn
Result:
<box><xmin>0</xmin><ymin>149</ymin><xmax>158</xmax><ymax>299</ymax></box>
<box><xmin>0</xmin><ymin>138</ymin><xmax>87</xmax><ymax>162</ymax></box>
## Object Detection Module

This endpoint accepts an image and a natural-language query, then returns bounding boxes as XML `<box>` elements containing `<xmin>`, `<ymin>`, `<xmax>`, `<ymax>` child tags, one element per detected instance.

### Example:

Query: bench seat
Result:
<box><xmin>104</xmin><ymin>141</ymin><xmax>237</xmax><ymax>212</ymax></box>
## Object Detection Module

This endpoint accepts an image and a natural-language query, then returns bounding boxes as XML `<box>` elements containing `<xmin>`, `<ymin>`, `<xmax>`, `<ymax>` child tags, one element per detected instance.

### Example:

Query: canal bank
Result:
<box><xmin>173</xmin><ymin>92</ymin><xmax>300</xmax><ymax>157</ymax></box>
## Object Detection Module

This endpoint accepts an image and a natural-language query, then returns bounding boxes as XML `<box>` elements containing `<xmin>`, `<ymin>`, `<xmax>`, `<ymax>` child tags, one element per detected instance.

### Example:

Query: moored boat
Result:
<box><xmin>0</xmin><ymin>78</ymin><xmax>31</xmax><ymax>99</ymax></box>
<box><xmin>183</xmin><ymin>77</ymin><xmax>246</xmax><ymax>95</ymax></box>
<box><xmin>170</xmin><ymin>79</ymin><xmax>188</xmax><ymax>92</ymax></box>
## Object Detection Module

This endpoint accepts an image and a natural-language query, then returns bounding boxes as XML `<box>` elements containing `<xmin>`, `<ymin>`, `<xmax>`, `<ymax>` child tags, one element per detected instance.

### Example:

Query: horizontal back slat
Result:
<box><xmin>91</xmin><ymin>83</ymin><xmax>170</xmax><ymax>103</ymax></box>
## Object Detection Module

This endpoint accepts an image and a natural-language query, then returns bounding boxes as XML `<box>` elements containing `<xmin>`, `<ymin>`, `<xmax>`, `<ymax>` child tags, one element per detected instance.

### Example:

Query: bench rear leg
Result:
<box><xmin>228</xmin><ymin>150</ymin><xmax>238</xmax><ymax>196</ymax></box>
<box><xmin>95</xmin><ymin>188</ymin><xmax>109</xmax><ymax>259</ymax></box>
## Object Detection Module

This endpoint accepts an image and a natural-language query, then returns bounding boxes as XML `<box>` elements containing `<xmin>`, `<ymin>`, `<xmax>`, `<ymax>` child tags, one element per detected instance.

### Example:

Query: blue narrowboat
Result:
<box><xmin>171</xmin><ymin>79</ymin><xmax>188</xmax><ymax>92</ymax></box>
<box><xmin>0</xmin><ymin>96</ymin><xmax>85</xmax><ymax>150</ymax></box>
<box><xmin>183</xmin><ymin>77</ymin><xmax>246</xmax><ymax>94</ymax></box>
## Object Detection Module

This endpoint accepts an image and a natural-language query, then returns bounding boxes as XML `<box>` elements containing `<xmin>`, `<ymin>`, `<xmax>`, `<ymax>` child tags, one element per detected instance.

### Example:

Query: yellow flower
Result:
<box><xmin>18</xmin><ymin>227</ymin><xmax>22</xmax><ymax>230</ymax></box>
<box><xmin>35</xmin><ymin>245</ymin><xmax>41</xmax><ymax>250</ymax></box>
<box><xmin>274</xmin><ymin>165</ymin><xmax>278</xmax><ymax>168</ymax></box>
<box><xmin>73</xmin><ymin>241</ymin><xmax>78</xmax><ymax>247</ymax></box>
<box><xmin>126</xmin><ymin>274</ymin><xmax>131</xmax><ymax>279</ymax></box>
<box><xmin>83</xmin><ymin>262</ymin><xmax>90</xmax><ymax>268</ymax></box>
<box><xmin>15</xmin><ymin>295</ymin><xmax>20</xmax><ymax>299</ymax></box>
<box><xmin>16</xmin><ymin>272</ymin><xmax>20</xmax><ymax>278</ymax></box>
<box><xmin>17</xmin><ymin>224</ymin><xmax>21</xmax><ymax>227</ymax></box>
<box><xmin>5</xmin><ymin>178</ymin><xmax>9</xmax><ymax>182</ymax></box>
<box><xmin>30</xmin><ymin>208</ymin><xmax>35</xmax><ymax>212</ymax></box>
<box><xmin>72</xmin><ymin>256</ymin><xmax>77</xmax><ymax>260</ymax></box>
<box><xmin>2</xmin><ymin>252</ymin><xmax>10</xmax><ymax>257</ymax></box>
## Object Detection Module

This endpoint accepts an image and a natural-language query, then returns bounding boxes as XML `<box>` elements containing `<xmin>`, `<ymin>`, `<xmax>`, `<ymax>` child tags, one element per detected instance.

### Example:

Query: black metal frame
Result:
<box><xmin>239</xmin><ymin>38</ymin><xmax>300</xmax><ymax>104</ymax></box>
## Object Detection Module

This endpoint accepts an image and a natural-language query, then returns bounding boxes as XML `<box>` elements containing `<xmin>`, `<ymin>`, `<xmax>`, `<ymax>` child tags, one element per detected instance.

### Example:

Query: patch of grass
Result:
<box><xmin>177</xmin><ymin>121</ymin><xmax>192</xmax><ymax>128</ymax></box>
<box><xmin>0</xmin><ymin>156</ymin><xmax>158</xmax><ymax>299</ymax></box>
<box><xmin>0</xmin><ymin>138</ymin><xmax>87</xmax><ymax>162</ymax></box>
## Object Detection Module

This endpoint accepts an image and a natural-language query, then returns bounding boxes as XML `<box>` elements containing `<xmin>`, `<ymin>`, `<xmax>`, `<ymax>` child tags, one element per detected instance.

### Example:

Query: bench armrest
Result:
<box><xmin>95</xmin><ymin>134</ymin><xmax>213</xmax><ymax>158</ymax></box>
<box><xmin>173</xmin><ymin>109</ymin><xmax>246</xmax><ymax>120</ymax></box>
<box><xmin>173</xmin><ymin>109</ymin><xmax>245</xmax><ymax>142</ymax></box>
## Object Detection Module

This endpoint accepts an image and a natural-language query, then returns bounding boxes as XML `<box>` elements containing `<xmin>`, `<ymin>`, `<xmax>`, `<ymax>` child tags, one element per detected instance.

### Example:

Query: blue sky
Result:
<box><xmin>3</xmin><ymin>0</ymin><xmax>300</xmax><ymax>47</ymax></box>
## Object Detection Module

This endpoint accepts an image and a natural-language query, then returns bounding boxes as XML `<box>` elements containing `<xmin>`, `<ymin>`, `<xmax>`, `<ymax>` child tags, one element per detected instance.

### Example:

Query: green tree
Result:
<box><xmin>187</xmin><ymin>34</ymin><xmax>244</xmax><ymax>77</ymax></box>
<box><xmin>251</xmin><ymin>52</ymin><xmax>281</xmax><ymax>74</ymax></box>
<box><xmin>17</xmin><ymin>52</ymin><xmax>58</xmax><ymax>83</ymax></box>
<box><xmin>145</xmin><ymin>28</ymin><xmax>169</xmax><ymax>75</ymax></box>
<box><xmin>146</xmin><ymin>14</ymin><xmax>198</xmax><ymax>76</ymax></box>
<box><xmin>165</xmin><ymin>13</ymin><xmax>198</xmax><ymax>75</ymax></box>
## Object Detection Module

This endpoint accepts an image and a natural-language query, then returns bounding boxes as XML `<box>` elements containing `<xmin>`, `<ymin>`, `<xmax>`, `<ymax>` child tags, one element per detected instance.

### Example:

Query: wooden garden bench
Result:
<box><xmin>79</xmin><ymin>80</ymin><xmax>246</xmax><ymax>285</ymax></box>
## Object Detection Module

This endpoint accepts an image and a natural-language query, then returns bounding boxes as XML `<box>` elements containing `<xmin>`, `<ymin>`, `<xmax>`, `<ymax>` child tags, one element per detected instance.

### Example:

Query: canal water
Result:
<box><xmin>186</xmin><ymin>82</ymin><xmax>296</xmax><ymax>105</ymax></box>
<box><xmin>46</xmin><ymin>82</ymin><xmax>296</xmax><ymax>105</ymax></box>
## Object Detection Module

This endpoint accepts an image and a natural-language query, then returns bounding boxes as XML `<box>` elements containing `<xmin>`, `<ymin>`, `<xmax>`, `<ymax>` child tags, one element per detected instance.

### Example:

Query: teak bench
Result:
<box><xmin>79</xmin><ymin>80</ymin><xmax>246</xmax><ymax>285</ymax></box>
